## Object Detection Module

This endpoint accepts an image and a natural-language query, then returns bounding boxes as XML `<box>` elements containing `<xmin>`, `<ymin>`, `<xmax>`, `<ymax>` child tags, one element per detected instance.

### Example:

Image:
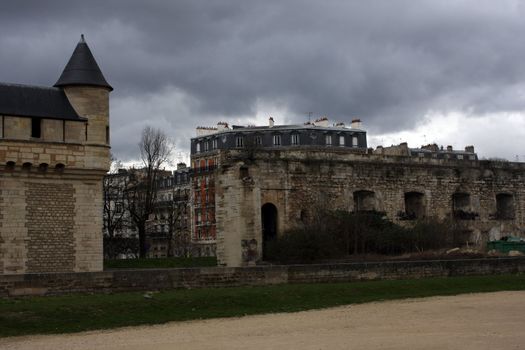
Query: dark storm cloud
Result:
<box><xmin>1</xmin><ymin>1</ymin><xmax>524</xmax><ymax>161</ymax></box>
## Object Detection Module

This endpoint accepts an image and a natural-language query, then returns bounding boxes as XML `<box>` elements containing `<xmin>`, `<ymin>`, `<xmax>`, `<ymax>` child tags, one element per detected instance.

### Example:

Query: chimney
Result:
<box><xmin>374</xmin><ymin>146</ymin><xmax>384</xmax><ymax>155</ymax></box>
<box><xmin>335</xmin><ymin>122</ymin><xmax>345</xmax><ymax>128</ymax></box>
<box><xmin>269</xmin><ymin>117</ymin><xmax>274</xmax><ymax>128</ymax></box>
<box><xmin>314</xmin><ymin>116</ymin><xmax>329</xmax><ymax>127</ymax></box>
<box><xmin>177</xmin><ymin>162</ymin><xmax>187</xmax><ymax>170</ymax></box>
<box><xmin>447</xmin><ymin>145</ymin><xmax>453</xmax><ymax>152</ymax></box>
<box><xmin>351</xmin><ymin>118</ymin><xmax>362</xmax><ymax>129</ymax></box>
<box><xmin>465</xmin><ymin>145</ymin><xmax>475</xmax><ymax>153</ymax></box>
<box><xmin>217</xmin><ymin>121</ymin><xmax>229</xmax><ymax>131</ymax></box>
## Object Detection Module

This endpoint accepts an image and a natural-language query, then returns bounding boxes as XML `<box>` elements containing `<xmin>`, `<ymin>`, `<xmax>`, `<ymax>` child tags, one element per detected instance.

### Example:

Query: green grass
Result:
<box><xmin>104</xmin><ymin>257</ymin><xmax>217</xmax><ymax>269</ymax></box>
<box><xmin>1</xmin><ymin>274</ymin><xmax>525</xmax><ymax>337</ymax></box>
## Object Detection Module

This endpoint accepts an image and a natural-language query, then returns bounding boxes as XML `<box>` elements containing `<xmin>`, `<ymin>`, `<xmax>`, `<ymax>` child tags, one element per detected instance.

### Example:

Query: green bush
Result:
<box><xmin>265</xmin><ymin>211</ymin><xmax>471</xmax><ymax>263</ymax></box>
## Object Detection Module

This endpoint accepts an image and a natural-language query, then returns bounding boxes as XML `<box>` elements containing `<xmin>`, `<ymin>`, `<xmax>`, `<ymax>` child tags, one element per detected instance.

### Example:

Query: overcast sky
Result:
<box><xmin>1</xmin><ymin>1</ymin><xmax>525</xmax><ymax>164</ymax></box>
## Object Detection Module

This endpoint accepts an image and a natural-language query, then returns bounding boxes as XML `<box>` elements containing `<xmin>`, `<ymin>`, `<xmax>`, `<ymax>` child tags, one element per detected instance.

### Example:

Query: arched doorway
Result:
<box><xmin>261</xmin><ymin>203</ymin><xmax>278</xmax><ymax>258</ymax></box>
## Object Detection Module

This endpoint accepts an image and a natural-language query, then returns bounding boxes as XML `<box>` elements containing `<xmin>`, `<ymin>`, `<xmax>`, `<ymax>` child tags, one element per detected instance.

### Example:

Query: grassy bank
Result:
<box><xmin>1</xmin><ymin>274</ymin><xmax>525</xmax><ymax>337</ymax></box>
<box><xmin>104</xmin><ymin>257</ymin><xmax>217</xmax><ymax>269</ymax></box>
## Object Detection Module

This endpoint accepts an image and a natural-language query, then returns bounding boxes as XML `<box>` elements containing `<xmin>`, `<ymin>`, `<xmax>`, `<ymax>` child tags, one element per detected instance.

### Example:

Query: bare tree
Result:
<box><xmin>165</xmin><ymin>186</ymin><xmax>191</xmax><ymax>257</ymax></box>
<box><xmin>103</xmin><ymin>157</ymin><xmax>133</xmax><ymax>258</ymax></box>
<box><xmin>127</xmin><ymin>126</ymin><xmax>173</xmax><ymax>258</ymax></box>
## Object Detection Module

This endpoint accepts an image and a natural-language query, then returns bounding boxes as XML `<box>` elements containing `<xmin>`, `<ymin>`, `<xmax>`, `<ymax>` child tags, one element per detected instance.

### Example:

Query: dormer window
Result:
<box><xmin>291</xmin><ymin>133</ymin><xmax>300</xmax><ymax>145</ymax></box>
<box><xmin>352</xmin><ymin>136</ymin><xmax>358</xmax><ymax>147</ymax></box>
<box><xmin>339</xmin><ymin>135</ymin><xmax>345</xmax><ymax>147</ymax></box>
<box><xmin>31</xmin><ymin>117</ymin><xmax>41</xmax><ymax>138</ymax></box>
<box><xmin>204</xmin><ymin>141</ymin><xmax>209</xmax><ymax>152</ymax></box>
<box><xmin>236</xmin><ymin>135</ymin><xmax>244</xmax><ymax>148</ymax></box>
<box><xmin>196</xmin><ymin>142</ymin><xmax>201</xmax><ymax>153</ymax></box>
<box><xmin>325</xmin><ymin>134</ymin><xmax>332</xmax><ymax>146</ymax></box>
<box><xmin>273</xmin><ymin>134</ymin><xmax>281</xmax><ymax>146</ymax></box>
<box><xmin>255</xmin><ymin>135</ymin><xmax>262</xmax><ymax>146</ymax></box>
<box><xmin>212</xmin><ymin>138</ymin><xmax>218</xmax><ymax>149</ymax></box>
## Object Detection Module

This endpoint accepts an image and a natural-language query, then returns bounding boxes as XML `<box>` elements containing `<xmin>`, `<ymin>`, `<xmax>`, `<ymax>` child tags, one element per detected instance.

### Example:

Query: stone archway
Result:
<box><xmin>261</xmin><ymin>203</ymin><xmax>278</xmax><ymax>259</ymax></box>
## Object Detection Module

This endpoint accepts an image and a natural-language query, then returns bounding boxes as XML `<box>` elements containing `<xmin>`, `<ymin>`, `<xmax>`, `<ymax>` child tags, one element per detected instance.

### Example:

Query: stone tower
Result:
<box><xmin>54</xmin><ymin>34</ymin><xmax>112</xmax><ymax>170</ymax></box>
<box><xmin>0</xmin><ymin>35</ymin><xmax>112</xmax><ymax>274</ymax></box>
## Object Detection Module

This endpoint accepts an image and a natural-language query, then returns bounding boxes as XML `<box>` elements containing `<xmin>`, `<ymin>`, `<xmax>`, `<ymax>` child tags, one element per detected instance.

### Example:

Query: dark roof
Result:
<box><xmin>0</xmin><ymin>83</ymin><xmax>85</xmax><ymax>121</ymax></box>
<box><xmin>54</xmin><ymin>35</ymin><xmax>113</xmax><ymax>91</ymax></box>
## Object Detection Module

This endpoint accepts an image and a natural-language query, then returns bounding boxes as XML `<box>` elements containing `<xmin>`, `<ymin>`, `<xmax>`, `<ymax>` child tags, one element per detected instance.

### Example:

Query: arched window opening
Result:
<box><xmin>404</xmin><ymin>192</ymin><xmax>425</xmax><ymax>220</ymax></box>
<box><xmin>261</xmin><ymin>203</ymin><xmax>278</xmax><ymax>259</ymax></box>
<box><xmin>452</xmin><ymin>193</ymin><xmax>476</xmax><ymax>220</ymax></box>
<box><xmin>496</xmin><ymin>193</ymin><xmax>515</xmax><ymax>220</ymax></box>
<box><xmin>353</xmin><ymin>190</ymin><xmax>376</xmax><ymax>212</ymax></box>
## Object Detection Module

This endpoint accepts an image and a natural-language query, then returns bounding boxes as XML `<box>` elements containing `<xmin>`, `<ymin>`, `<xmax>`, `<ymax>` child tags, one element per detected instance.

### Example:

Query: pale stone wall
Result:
<box><xmin>63</xmin><ymin>86</ymin><xmax>109</xmax><ymax>146</ymax></box>
<box><xmin>215</xmin><ymin>149</ymin><xmax>525</xmax><ymax>266</ymax></box>
<box><xmin>0</xmin><ymin>172</ymin><xmax>106</xmax><ymax>274</ymax></box>
<box><xmin>0</xmin><ymin>178</ymin><xmax>28</xmax><ymax>274</ymax></box>
<box><xmin>41</xmin><ymin>119</ymin><xmax>63</xmax><ymax>142</ymax></box>
<box><xmin>73</xmin><ymin>178</ymin><xmax>103</xmax><ymax>272</ymax></box>
<box><xmin>65</xmin><ymin>120</ymin><xmax>85</xmax><ymax>143</ymax></box>
<box><xmin>0</xmin><ymin>85</ymin><xmax>110</xmax><ymax>274</ymax></box>
<box><xmin>3</xmin><ymin>117</ymin><xmax>31</xmax><ymax>139</ymax></box>
<box><xmin>25</xmin><ymin>182</ymin><xmax>75</xmax><ymax>272</ymax></box>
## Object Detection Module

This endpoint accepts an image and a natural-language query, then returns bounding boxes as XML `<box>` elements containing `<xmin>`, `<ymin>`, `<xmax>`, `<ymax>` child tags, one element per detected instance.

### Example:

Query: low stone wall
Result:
<box><xmin>1</xmin><ymin>257</ymin><xmax>524</xmax><ymax>297</ymax></box>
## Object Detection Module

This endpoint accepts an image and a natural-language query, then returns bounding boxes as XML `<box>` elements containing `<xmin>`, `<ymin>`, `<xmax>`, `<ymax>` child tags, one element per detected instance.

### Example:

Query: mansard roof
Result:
<box><xmin>54</xmin><ymin>35</ymin><xmax>112</xmax><ymax>91</ymax></box>
<box><xmin>0</xmin><ymin>82</ymin><xmax>84</xmax><ymax>121</ymax></box>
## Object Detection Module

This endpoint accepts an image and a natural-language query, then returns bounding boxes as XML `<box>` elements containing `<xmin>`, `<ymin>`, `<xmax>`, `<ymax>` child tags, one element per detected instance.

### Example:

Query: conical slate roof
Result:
<box><xmin>54</xmin><ymin>34</ymin><xmax>113</xmax><ymax>91</ymax></box>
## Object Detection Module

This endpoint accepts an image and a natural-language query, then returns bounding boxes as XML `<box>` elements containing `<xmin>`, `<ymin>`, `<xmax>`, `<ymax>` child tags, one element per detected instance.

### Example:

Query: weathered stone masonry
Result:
<box><xmin>26</xmin><ymin>182</ymin><xmax>75</xmax><ymax>272</ymax></box>
<box><xmin>0</xmin><ymin>36</ymin><xmax>111</xmax><ymax>274</ymax></box>
<box><xmin>215</xmin><ymin>149</ymin><xmax>525</xmax><ymax>266</ymax></box>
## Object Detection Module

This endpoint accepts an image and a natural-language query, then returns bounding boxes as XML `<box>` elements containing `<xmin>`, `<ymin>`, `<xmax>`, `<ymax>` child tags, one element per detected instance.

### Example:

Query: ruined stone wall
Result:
<box><xmin>215</xmin><ymin>149</ymin><xmax>525</xmax><ymax>266</ymax></box>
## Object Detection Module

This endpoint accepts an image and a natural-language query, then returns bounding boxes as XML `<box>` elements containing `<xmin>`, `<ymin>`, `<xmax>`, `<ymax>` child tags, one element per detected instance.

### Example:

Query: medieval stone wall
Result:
<box><xmin>215</xmin><ymin>149</ymin><xmax>525</xmax><ymax>266</ymax></box>
<box><xmin>0</xmin><ymin>172</ymin><xmax>104</xmax><ymax>274</ymax></box>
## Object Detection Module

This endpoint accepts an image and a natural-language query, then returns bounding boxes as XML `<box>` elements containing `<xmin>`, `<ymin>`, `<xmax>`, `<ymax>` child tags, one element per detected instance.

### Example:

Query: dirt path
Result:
<box><xmin>2</xmin><ymin>291</ymin><xmax>525</xmax><ymax>350</ymax></box>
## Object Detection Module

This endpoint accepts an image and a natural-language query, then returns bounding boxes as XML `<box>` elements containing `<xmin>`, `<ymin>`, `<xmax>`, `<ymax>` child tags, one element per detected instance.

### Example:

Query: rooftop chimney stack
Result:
<box><xmin>269</xmin><ymin>117</ymin><xmax>274</xmax><ymax>128</ymax></box>
<box><xmin>217</xmin><ymin>121</ymin><xmax>229</xmax><ymax>131</ymax></box>
<box><xmin>351</xmin><ymin>118</ymin><xmax>362</xmax><ymax>129</ymax></box>
<box><xmin>314</xmin><ymin>116</ymin><xmax>329</xmax><ymax>127</ymax></box>
<box><xmin>465</xmin><ymin>145</ymin><xmax>475</xmax><ymax>153</ymax></box>
<box><xmin>447</xmin><ymin>145</ymin><xmax>453</xmax><ymax>152</ymax></box>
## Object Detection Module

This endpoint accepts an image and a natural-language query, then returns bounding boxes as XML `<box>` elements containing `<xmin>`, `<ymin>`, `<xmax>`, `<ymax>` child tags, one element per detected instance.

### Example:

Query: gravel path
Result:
<box><xmin>2</xmin><ymin>291</ymin><xmax>524</xmax><ymax>350</ymax></box>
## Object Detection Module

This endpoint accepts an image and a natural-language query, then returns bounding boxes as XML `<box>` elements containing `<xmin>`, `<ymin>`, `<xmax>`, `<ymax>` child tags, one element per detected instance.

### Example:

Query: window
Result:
<box><xmin>404</xmin><ymin>192</ymin><xmax>425</xmax><ymax>220</ymax></box>
<box><xmin>496</xmin><ymin>193</ymin><xmax>514</xmax><ymax>220</ymax></box>
<box><xmin>255</xmin><ymin>135</ymin><xmax>262</xmax><ymax>146</ymax></box>
<box><xmin>196</xmin><ymin>142</ymin><xmax>201</xmax><ymax>153</ymax></box>
<box><xmin>457</xmin><ymin>154</ymin><xmax>463</xmax><ymax>160</ymax></box>
<box><xmin>352</xmin><ymin>136</ymin><xmax>358</xmax><ymax>147</ymax></box>
<box><xmin>236</xmin><ymin>136</ymin><xmax>244</xmax><ymax>148</ymax></box>
<box><xmin>31</xmin><ymin>117</ymin><xmax>41</xmax><ymax>138</ymax></box>
<box><xmin>325</xmin><ymin>134</ymin><xmax>332</xmax><ymax>146</ymax></box>
<box><xmin>212</xmin><ymin>138</ymin><xmax>218</xmax><ymax>149</ymax></box>
<box><xmin>273</xmin><ymin>134</ymin><xmax>281</xmax><ymax>146</ymax></box>
<box><xmin>204</xmin><ymin>141</ymin><xmax>209</xmax><ymax>152</ymax></box>
<box><xmin>291</xmin><ymin>133</ymin><xmax>300</xmax><ymax>145</ymax></box>
<box><xmin>339</xmin><ymin>135</ymin><xmax>345</xmax><ymax>147</ymax></box>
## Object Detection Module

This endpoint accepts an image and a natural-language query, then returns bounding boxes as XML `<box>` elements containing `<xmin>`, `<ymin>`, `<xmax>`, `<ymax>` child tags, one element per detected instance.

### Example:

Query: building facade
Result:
<box><xmin>0</xmin><ymin>35</ymin><xmax>112</xmax><ymax>274</ymax></box>
<box><xmin>191</xmin><ymin>117</ymin><xmax>524</xmax><ymax>267</ymax></box>
<box><xmin>145</xmin><ymin>163</ymin><xmax>191</xmax><ymax>258</ymax></box>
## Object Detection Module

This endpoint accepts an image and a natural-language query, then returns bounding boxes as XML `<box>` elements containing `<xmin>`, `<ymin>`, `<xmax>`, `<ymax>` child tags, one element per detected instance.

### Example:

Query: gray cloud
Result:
<box><xmin>1</xmin><ymin>0</ymin><xmax>524</xmax><ymax>161</ymax></box>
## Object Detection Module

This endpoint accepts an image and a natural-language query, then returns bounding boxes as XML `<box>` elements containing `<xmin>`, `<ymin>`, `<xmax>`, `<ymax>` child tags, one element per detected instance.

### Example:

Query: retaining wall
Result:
<box><xmin>1</xmin><ymin>257</ymin><xmax>524</xmax><ymax>297</ymax></box>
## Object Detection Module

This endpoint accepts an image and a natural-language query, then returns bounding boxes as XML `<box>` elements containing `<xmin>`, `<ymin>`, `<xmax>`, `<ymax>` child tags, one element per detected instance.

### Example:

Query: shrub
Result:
<box><xmin>265</xmin><ymin>211</ymin><xmax>472</xmax><ymax>263</ymax></box>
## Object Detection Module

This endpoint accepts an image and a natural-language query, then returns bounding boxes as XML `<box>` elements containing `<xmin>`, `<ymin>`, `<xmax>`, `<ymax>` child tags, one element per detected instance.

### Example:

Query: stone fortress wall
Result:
<box><xmin>215</xmin><ymin>148</ymin><xmax>525</xmax><ymax>266</ymax></box>
<box><xmin>0</xmin><ymin>37</ymin><xmax>111</xmax><ymax>274</ymax></box>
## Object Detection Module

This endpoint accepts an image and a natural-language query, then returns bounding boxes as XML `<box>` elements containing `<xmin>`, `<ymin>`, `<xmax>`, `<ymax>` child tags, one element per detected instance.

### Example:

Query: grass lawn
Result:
<box><xmin>104</xmin><ymin>257</ymin><xmax>217</xmax><ymax>269</ymax></box>
<box><xmin>1</xmin><ymin>274</ymin><xmax>525</xmax><ymax>337</ymax></box>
